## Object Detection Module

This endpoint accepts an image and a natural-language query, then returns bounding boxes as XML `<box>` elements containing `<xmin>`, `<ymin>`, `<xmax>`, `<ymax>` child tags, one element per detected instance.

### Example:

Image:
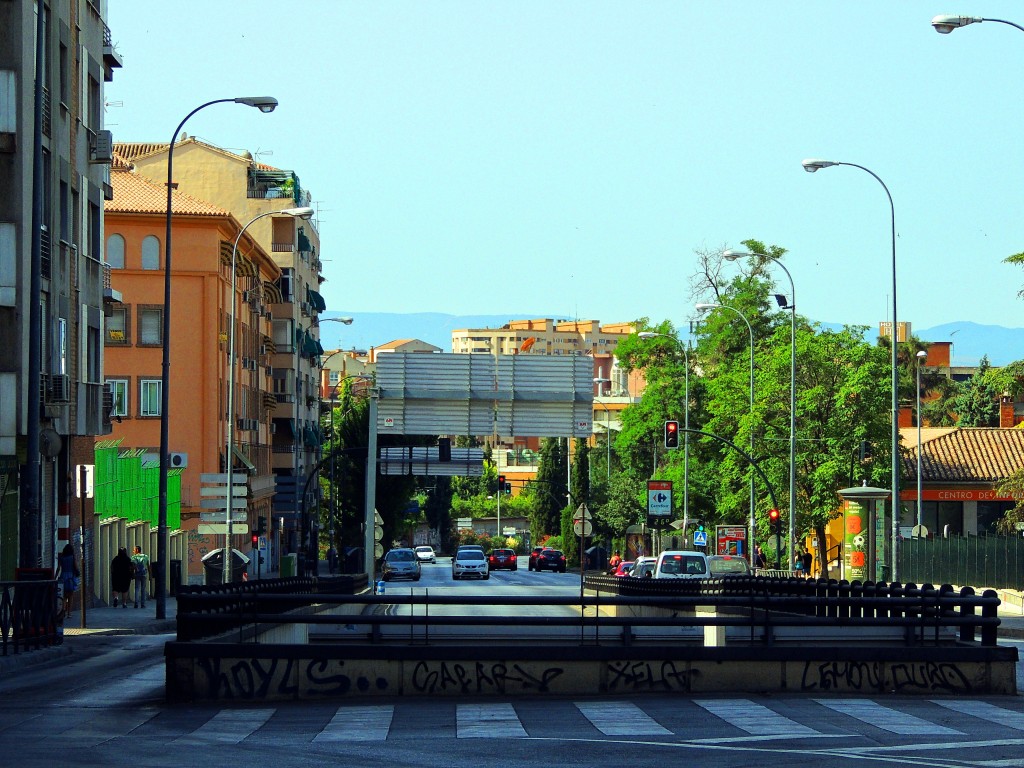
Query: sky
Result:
<box><xmin>105</xmin><ymin>1</ymin><xmax>1024</xmax><ymax>336</ymax></box>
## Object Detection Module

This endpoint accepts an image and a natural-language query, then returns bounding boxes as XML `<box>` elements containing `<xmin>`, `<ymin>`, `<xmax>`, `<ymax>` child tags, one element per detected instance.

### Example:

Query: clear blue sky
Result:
<box><xmin>106</xmin><ymin>1</ymin><xmax>1024</xmax><ymax>334</ymax></box>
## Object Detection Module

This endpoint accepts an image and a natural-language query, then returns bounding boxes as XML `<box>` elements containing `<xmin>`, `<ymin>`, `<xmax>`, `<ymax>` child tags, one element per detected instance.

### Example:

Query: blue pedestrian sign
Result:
<box><xmin>693</xmin><ymin>530</ymin><xmax>708</xmax><ymax>547</ymax></box>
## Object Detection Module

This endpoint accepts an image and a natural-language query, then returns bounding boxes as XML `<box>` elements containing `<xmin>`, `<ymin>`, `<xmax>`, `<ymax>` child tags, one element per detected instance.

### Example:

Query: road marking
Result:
<box><xmin>457</xmin><ymin>703</ymin><xmax>527</xmax><ymax>738</ymax></box>
<box><xmin>932</xmin><ymin>700</ymin><xmax>1024</xmax><ymax>731</ymax></box>
<box><xmin>174</xmin><ymin>708</ymin><xmax>274</xmax><ymax>744</ymax></box>
<box><xmin>314</xmin><ymin>705</ymin><xmax>394</xmax><ymax>742</ymax></box>
<box><xmin>694</xmin><ymin>699</ymin><xmax>820</xmax><ymax>736</ymax></box>
<box><xmin>815</xmin><ymin>699</ymin><xmax>962</xmax><ymax>735</ymax></box>
<box><xmin>575</xmin><ymin>701</ymin><xmax>671</xmax><ymax>736</ymax></box>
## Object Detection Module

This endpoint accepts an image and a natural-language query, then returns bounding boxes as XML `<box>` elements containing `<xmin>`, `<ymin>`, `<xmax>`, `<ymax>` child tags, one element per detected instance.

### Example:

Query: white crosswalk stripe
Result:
<box><xmin>575</xmin><ymin>701</ymin><xmax>671</xmax><ymax>736</ymax></box>
<box><xmin>932</xmin><ymin>700</ymin><xmax>1024</xmax><ymax>731</ymax></box>
<box><xmin>457</xmin><ymin>703</ymin><xmax>528</xmax><ymax>738</ymax></box>
<box><xmin>815</xmin><ymin>699</ymin><xmax>963</xmax><ymax>735</ymax></box>
<box><xmin>174</xmin><ymin>708</ymin><xmax>275</xmax><ymax>744</ymax></box>
<box><xmin>314</xmin><ymin>705</ymin><xmax>394</xmax><ymax>742</ymax></box>
<box><xmin>694</xmin><ymin>699</ymin><xmax>821</xmax><ymax>736</ymax></box>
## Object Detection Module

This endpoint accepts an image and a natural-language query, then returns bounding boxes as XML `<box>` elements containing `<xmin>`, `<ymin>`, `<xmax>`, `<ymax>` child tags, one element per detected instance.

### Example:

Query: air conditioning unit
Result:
<box><xmin>300</xmin><ymin>301</ymin><xmax>312</xmax><ymax>316</ymax></box>
<box><xmin>259</xmin><ymin>344</ymin><xmax>268</xmax><ymax>356</ymax></box>
<box><xmin>90</xmin><ymin>130</ymin><xmax>114</xmax><ymax>164</ymax></box>
<box><xmin>169</xmin><ymin>452</ymin><xmax>188</xmax><ymax>469</ymax></box>
<box><xmin>241</xmin><ymin>357</ymin><xmax>253</xmax><ymax>370</ymax></box>
<box><xmin>48</xmin><ymin>373</ymin><xmax>70</xmax><ymax>402</ymax></box>
<box><xmin>248</xmin><ymin>359</ymin><xmax>258</xmax><ymax>371</ymax></box>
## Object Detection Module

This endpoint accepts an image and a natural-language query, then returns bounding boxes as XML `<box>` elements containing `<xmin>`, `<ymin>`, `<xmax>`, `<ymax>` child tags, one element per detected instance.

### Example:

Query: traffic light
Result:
<box><xmin>859</xmin><ymin>440</ymin><xmax>873</xmax><ymax>462</ymax></box>
<box><xmin>498</xmin><ymin>475</ymin><xmax>506</xmax><ymax>494</ymax></box>
<box><xmin>256</xmin><ymin>516</ymin><xmax>267</xmax><ymax>536</ymax></box>
<box><xmin>251</xmin><ymin>533</ymin><xmax>259</xmax><ymax>548</ymax></box>
<box><xmin>768</xmin><ymin>508</ymin><xmax>781</xmax><ymax>535</ymax></box>
<box><xmin>504</xmin><ymin>482</ymin><xmax>512</xmax><ymax>495</ymax></box>
<box><xmin>438</xmin><ymin>437</ymin><xmax>451</xmax><ymax>462</ymax></box>
<box><xmin>664</xmin><ymin>420</ymin><xmax>679</xmax><ymax>449</ymax></box>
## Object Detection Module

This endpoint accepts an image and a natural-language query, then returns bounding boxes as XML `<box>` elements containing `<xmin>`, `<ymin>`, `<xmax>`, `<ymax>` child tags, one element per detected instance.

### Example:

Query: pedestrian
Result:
<box><xmin>110</xmin><ymin>547</ymin><xmax>133</xmax><ymax>608</ymax></box>
<box><xmin>801</xmin><ymin>548</ymin><xmax>814</xmax><ymax>579</ymax></box>
<box><xmin>793</xmin><ymin>552</ymin><xmax>803</xmax><ymax>575</ymax></box>
<box><xmin>56</xmin><ymin>543</ymin><xmax>79</xmax><ymax>618</ymax></box>
<box><xmin>754</xmin><ymin>545</ymin><xmax>767</xmax><ymax>570</ymax></box>
<box><xmin>131</xmin><ymin>545</ymin><xmax>151</xmax><ymax>609</ymax></box>
<box><xmin>608</xmin><ymin>550</ymin><xmax>622</xmax><ymax>574</ymax></box>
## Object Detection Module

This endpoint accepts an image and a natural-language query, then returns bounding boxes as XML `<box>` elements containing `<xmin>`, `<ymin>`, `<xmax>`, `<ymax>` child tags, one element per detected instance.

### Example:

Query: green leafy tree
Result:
<box><xmin>953</xmin><ymin>356</ymin><xmax>1001</xmax><ymax>427</ymax></box>
<box><xmin>421</xmin><ymin>476</ymin><xmax>453</xmax><ymax>553</ymax></box>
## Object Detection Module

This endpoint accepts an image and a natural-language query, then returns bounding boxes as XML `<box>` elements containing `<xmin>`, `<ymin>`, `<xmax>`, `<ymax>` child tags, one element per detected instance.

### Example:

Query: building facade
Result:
<box><xmin>0</xmin><ymin>0</ymin><xmax>121</xmax><ymax>578</ymax></box>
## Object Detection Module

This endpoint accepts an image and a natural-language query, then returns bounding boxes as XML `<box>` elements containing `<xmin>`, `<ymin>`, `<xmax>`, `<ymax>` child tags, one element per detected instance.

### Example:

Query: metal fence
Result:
<box><xmin>899</xmin><ymin>534</ymin><xmax>1024</xmax><ymax>591</ymax></box>
<box><xmin>0</xmin><ymin>579</ymin><xmax>61</xmax><ymax>656</ymax></box>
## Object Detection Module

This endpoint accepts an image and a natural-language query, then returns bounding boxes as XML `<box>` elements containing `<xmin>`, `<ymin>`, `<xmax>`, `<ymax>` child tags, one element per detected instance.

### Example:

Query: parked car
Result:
<box><xmin>612</xmin><ymin>560</ymin><xmax>634</xmax><ymax>577</ymax></box>
<box><xmin>653</xmin><ymin>550</ymin><xmax>709</xmax><ymax>579</ymax></box>
<box><xmin>629</xmin><ymin>556</ymin><xmax>657</xmax><ymax>579</ymax></box>
<box><xmin>381</xmin><ymin>548</ymin><xmax>421</xmax><ymax>582</ymax></box>
<box><xmin>534</xmin><ymin>548</ymin><xmax>567</xmax><ymax>573</ymax></box>
<box><xmin>707</xmin><ymin>554</ymin><xmax>752</xmax><ymax>577</ymax></box>
<box><xmin>452</xmin><ymin>548</ymin><xmax>489</xmax><ymax>580</ymax></box>
<box><xmin>488</xmin><ymin>548</ymin><xmax>518</xmax><ymax>571</ymax></box>
<box><xmin>414</xmin><ymin>546</ymin><xmax>436</xmax><ymax>564</ymax></box>
<box><xmin>527</xmin><ymin>546</ymin><xmax>545</xmax><ymax>571</ymax></box>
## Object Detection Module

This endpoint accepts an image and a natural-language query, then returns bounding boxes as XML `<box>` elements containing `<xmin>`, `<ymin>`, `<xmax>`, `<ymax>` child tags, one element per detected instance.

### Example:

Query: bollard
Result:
<box><xmin>376</xmin><ymin>579</ymin><xmax>385</xmax><ymax>595</ymax></box>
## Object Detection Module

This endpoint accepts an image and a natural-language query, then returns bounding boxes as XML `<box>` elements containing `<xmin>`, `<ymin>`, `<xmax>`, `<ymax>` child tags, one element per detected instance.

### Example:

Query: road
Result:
<box><xmin>0</xmin><ymin>559</ymin><xmax>1020</xmax><ymax>768</ymax></box>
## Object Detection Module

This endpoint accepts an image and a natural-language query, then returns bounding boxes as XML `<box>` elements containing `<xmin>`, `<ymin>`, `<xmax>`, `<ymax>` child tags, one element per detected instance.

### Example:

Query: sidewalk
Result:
<box><xmin>62</xmin><ymin>594</ymin><xmax>178</xmax><ymax>638</ymax></box>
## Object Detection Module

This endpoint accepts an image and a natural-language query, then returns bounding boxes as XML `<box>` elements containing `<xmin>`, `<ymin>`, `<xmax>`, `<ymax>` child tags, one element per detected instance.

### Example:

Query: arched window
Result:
<box><xmin>141</xmin><ymin>235</ymin><xmax>160</xmax><ymax>270</ymax></box>
<box><xmin>105</xmin><ymin>234</ymin><xmax>125</xmax><ymax>269</ymax></box>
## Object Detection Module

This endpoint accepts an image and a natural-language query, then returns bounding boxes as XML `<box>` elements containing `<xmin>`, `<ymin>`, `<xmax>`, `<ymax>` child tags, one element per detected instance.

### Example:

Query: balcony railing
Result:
<box><xmin>271</xmin><ymin>242</ymin><xmax>295</xmax><ymax>252</ymax></box>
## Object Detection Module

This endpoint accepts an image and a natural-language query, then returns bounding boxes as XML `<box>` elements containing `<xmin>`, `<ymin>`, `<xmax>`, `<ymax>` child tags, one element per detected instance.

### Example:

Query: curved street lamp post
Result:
<box><xmin>931</xmin><ymin>14</ymin><xmax>1024</xmax><ymax>34</ymax></box>
<box><xmin>802</xmin><ymin>158</ymin><xmax>900</xmax><ymax>580</ymax></box>
<box><xmin>696</xmin><ymin>302</ymin><xmax>756</xmax><ymax>562</ymax></box>
<box><xmin>158</xmin><ymin>96</ymin><xmax>277</xmax><ymax>618</ymax></box>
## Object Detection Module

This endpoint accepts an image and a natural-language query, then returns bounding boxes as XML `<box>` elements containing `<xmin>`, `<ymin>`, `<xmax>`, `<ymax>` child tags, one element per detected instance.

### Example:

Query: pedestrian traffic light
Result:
<box><xmin>256</xmin><ymin>516</ymin><xmax>267</xmax><ymax>536</ymax></box>
<box><xmin>664</xmin><ymin>420</ymin><xmax>679</xmax><ymax>449</ymax></box>
<box><xmin>251</xmin><ymin>533</ymin><xmax>259</xmax><ymax>548</ymax></box>
<box><xmin>768</xmin><ymin>508</ymin><xmax>781</xmax><ymax>534</ymax></box>
<box><xmin>438</xmin><ymin>437</ymin><xmax>451</xmax><ymax>462</ymax></box>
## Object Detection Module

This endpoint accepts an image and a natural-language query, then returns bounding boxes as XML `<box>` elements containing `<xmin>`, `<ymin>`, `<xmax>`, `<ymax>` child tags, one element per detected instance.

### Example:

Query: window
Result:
<box><xmin>138</xmin><ymin>307</ymin><xmax>162</xmax><ymax>346</ymax></box>
<box><xmin>107</xmin><ymin>379</ymin><xmax>128</xmax><ymax>418</ymax></box>
<box><xmin>141</xmin><ymin>235</ymin><xmax>160</xmax><ymax>270</ymax></box>
<box><xmin>278</xmin><ymin>268</ymin><xmax>293</xmax><ymax>302</ymax></box>
<box><xmin>105</xmin><ymin>234</ymin><xmax>125</xmax><ymax>269</ymax></box>
<box><xmin>140</xmin><ymin>379</ymin><xmax>161</xmax><ymax>417</ymax></box>
<box><xmin>106</xmin><ymin>306</ymin><xmax>128</xmax><ymax>344</ymax></box>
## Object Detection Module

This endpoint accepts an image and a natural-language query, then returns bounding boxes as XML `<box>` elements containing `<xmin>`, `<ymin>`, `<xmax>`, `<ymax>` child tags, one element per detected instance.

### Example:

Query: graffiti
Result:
<box><xmin>800</xmin><ymin>661</ymin><xmax>884</xmax><ymax>692</ymax></box>
<box><xmin>193</xmin><ymin>656</ymin><xmax>391</xmax><ymax>700</ymax></box>
<box><xmin>606</xmin><ymin>660</ymin><xmax>691</xmax><ymax>692</ymax></box>
<box><xmin>410</xmin><ymin>661</ymin><xmax>563</xmax><ymax>694</ymax></box>
<box><xmin>890</xmin><ymin>662</ymin><xmax>971</xmax><ymax>694</ymax></box>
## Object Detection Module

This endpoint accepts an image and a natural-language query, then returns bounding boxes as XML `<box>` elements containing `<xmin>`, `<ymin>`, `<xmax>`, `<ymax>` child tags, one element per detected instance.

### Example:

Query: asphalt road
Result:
<box><xmin>0</xmin><ymin>559</ymin><xmax>1020</xmax><ymax>768</ymax></box>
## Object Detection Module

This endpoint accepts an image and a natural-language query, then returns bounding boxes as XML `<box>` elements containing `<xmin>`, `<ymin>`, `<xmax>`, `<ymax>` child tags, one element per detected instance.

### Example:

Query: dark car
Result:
<box><xmin>534</xmin><ymin>548</ymin><xmax>566</xmax><ymax>573</ymax></box>
<box><xmin>527</xmin><ymin>546</ymin><xmax>545</xmax><ymax>571</ymax></box>
<box><xmin>488</xmin><ymin>548</ymin><xmax>518</xmax><ymax>571</ymax></box>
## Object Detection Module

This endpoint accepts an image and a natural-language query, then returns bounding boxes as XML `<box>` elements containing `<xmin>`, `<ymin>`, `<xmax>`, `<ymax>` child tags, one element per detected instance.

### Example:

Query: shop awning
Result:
<box><xmin>307</xmin><ymin>288</ymin><xmax>327</xmax><ymax>312</ymax></box>
<box><xmin>231</xmin><ymin>445</ymin><xmax>256</xmax><ymax>473</ymax></box>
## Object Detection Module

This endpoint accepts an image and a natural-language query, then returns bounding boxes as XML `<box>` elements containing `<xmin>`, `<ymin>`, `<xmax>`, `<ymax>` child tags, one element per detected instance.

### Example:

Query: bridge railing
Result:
<box><xmin>174</xmin><ymin>576</ymin><xmax>1002</xmax><ymax>647</ymax></box>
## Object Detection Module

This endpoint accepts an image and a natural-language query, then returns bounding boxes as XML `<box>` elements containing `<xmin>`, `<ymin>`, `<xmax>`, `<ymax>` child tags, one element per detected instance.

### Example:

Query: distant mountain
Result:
<box><xmin>319</xmin><ymin>312</ymin><xmax>1024</xmax><ymax>368</ymax></box>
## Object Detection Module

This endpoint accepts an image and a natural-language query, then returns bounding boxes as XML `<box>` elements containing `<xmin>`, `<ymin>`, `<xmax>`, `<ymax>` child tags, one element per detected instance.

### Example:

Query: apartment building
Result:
<box><xmin>103</xmin><ymin>163</ymin><xmax>281</xmax><ymax>581</ymax></box>
<box><xmin>116</xmin><ymin>137</ymin><xmax>326</xmax><ymax>570</ymax></box>
<box><xmin>0</xmin><ymin>0</ymin><xmax>121</xmax><ymax>578</ymax></box>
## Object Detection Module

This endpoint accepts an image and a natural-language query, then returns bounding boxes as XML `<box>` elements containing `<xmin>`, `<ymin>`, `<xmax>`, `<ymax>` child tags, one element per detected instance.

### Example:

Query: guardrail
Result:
<box><xmin>174</xmin><ymin>576</ymin><xmax>1002</xmax><ymax>647</ymax></box>
<box><xmin>0</xmin><ymin>580</ymin><xmax>61</xmax><ymax>656</ymax></box>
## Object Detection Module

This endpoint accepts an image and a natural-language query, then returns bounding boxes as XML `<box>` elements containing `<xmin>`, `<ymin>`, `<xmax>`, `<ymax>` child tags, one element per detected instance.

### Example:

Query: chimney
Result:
<box><xmin>1000</xmin><ymin>393</ymin><xmax>1015</xmax><ymax>428</ymax></box>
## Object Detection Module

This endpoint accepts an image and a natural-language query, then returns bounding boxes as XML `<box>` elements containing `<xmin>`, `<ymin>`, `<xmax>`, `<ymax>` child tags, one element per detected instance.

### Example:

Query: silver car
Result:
<box><xmin>382</xmin><ymin>548</ymin><xmax>421</xmax><ymax>582</ymax></box>
<box><xmin>452</xmin><ymin>548</ymin><xmax>489</xmax><ymax>580</ymax></box>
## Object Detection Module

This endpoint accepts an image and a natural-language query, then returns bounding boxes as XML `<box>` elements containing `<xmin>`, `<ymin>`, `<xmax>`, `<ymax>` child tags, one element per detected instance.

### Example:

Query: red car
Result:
<box><xmin>527</xmin><ymin>547</ymin><xmax>545</xmax><ymax>571</ymax></box>
<box><xmin>534</xmin><ymin>548</ymin><xmax>567</xmax><ymax>573</ymax></box>
<box><xmin>488</xmin><ymin>548</ymin><xmax>518</xmax><ymax>571</ymax></box>
<box><xmin>612</xmin><ymin>560</ymin><xmax>634</xmax><ymax>577</ymax></box>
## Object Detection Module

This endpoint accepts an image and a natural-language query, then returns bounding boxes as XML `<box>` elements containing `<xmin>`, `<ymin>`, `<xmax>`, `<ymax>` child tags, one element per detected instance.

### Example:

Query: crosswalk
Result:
<box><xmin>29</xmin><ymin>698</ymin><xmax>1024</xmax><ymax>745</ymax></box>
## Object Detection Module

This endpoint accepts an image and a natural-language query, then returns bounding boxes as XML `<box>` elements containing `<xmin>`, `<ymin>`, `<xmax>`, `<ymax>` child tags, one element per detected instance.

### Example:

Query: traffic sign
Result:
<box><xmin>200</xmin><ymin>473</ymin><xmax>246</xmax><ymax>484</ymax></box>
<box><xmin>456</xmin><ymin>517</ymin><xmax>472</xmax><ymax>528</ymax></box>
<box><xmin>374</xmin><ymin>543</ymin><xmax>384</xmax><ymax>558</ymax></box>
<box><xmin>573</xmin><ymin>519</ymin><xmax>593</xmax><ymax>537</ymax></box>
<box><xmin>647</xmin><ymin>480</ymin><xmax>673</xmax><ymax>517</ymax></box>
<box><xmin>198</xmin><ymin>523</ymin><xmax>249</xmax><ymax>535</ymax></box>
<box><xmin>199</xmin><ymin>497</ymin><xmax>247</xmax><ymax>510</ymax></box>
<box><xmin>572</xmin><ymin>504</ymin><xmax>592</xmax><ymax>522</ymax></box>
<box><xmin>693</xmin><ymin>529</ymin><xmax>708</xmax><ymax>547</ymax></box>
<box><xmin>199</xmin><ymin>512</ymin><xmax>247</xmax><ymax>522</ymax></box>
<box><xmin>200</xmin><ymin>486</ymin><xmax>247</xmax><ymax>497</ymax></box>
<box><xmin>502</xmin><ymin>527</ymin><xmax>517</xmax><ymax>536</ymax></box>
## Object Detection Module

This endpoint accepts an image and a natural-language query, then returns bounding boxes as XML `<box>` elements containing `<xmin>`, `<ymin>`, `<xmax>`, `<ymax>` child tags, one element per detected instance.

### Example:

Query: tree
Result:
<box><xmin>532</xmin><ymin>437</ymin><xmax>567</xmax><ymax>540</ymax></box>
<box><xmin>954</xmin><ymin>356</ymin><xmax>1000</xmax><ymax>427</ymax></box>
<box><xmin>421</xmin><ymin>476</ymin><xmax>453</xmax><ymax>553</ymax></box>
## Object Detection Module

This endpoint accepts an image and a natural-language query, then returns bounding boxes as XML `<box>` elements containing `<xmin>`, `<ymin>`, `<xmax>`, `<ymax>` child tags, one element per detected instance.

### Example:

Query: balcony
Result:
<box><xmin>102</xmin><ymin>24</ymin><xmax>123</xmax><ymax>81</ymax></box>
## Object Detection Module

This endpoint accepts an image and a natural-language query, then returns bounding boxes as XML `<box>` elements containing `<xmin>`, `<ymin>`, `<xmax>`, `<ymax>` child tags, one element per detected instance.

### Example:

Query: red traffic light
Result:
<box><xmin>768</xmin><ymin>508</ymin><xmax>779</xmax><ymax>523</ymax></box>
<box><xmin>251</xmin><ymin>533</ymin><xmax>259</xmax><ymax>547</ymax></box>
<box><xmin>664</xmin><ymin>420</ymin><xmax>680</xmax><ymax>449</ymax></box>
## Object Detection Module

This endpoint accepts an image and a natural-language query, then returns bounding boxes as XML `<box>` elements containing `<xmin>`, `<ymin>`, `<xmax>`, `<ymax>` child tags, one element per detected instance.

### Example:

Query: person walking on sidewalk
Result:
<box><xmin>56</xmin><ymin>543</ymin><xmax>79</xmax><ymax>618</ymax></box>
<box><xmin>110</xmin><ymin>547</ymin><xmax>133</xmax><ymax>608</ymax></box>
<box><xmin>131</xmin><ymin>545</ymin><xmax>151</xmax><ymax>609</ymax></box>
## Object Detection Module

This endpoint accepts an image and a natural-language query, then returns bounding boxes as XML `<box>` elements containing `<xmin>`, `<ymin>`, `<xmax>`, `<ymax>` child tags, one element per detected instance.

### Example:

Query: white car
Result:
<box><xmin>452</xmin><ymin>548</ymin><xmax>489</xmax><ymax>580</ymax></box>
<box><xmin>414</xmin><ymin>546</ymin><xmax>436</xmax><ymax>564</ymax></box>
<box><xmin>654</xmin><ymin>550</ymin><xmax>709</xmax><ymax>579</ymax></box>
<box><xmin>629</xmin><ymin>556</ymin><xmax>657</xmax><ymax>578</ymax></box>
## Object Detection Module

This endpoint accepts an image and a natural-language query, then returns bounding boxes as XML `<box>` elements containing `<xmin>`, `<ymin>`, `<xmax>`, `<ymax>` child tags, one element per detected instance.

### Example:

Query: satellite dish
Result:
<box><xmin>39</xmin><ymin>428</ymin><xmax>62</xmax><ymax>458</ymax></box>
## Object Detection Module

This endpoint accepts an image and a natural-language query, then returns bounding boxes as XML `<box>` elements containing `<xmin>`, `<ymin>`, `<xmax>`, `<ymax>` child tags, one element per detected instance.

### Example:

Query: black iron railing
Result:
<box><xmin>0</xmin><ymin>580</ymin><xmax>61</xmax><ymax>656</ymax></box>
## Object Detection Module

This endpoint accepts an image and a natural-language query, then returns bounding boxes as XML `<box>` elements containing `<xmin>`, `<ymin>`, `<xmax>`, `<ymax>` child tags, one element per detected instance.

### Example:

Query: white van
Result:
<box><xmin>654</xmin><ymin>550</ymin><xmax>710</xmax><ymax>579</ymax></box>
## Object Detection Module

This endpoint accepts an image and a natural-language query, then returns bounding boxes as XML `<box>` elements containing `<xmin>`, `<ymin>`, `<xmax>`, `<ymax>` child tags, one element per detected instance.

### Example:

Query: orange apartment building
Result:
<box><xmin>103</xmin><ymin>162</ymin><xmax>281</xmax><ymax>582</ymax></box>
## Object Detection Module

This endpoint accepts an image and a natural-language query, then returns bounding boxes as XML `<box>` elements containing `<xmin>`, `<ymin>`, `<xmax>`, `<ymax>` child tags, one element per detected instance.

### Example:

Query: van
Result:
<box><xmin>654</xmin><ymin>550</ymin><xmax>709</xmax><ymax>579</ymax></box>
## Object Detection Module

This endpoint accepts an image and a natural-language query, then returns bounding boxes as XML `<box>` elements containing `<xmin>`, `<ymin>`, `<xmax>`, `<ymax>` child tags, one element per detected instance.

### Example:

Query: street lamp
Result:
<box><xmin>158</xmin><ymin>96</ymin><xmax>277</xmax><ymax>619</ymax></box>
<box><xmin>931</xmin><ymin>14</ymin><xmax>1024</xmax><ymax>34</ymax></box>
<box><xmin>723</xmin><ymin>249</ymin><xmax>797</xmax><ymax>565</ymax></box>
<box><xmin>916</xmin><ymin>350</ymin><xmax>928</xmax><ymax>530</ymax></box>
<box><xmin>638</xmin><ymin>332</ymin><xmax>690</xmax><ymax>528</ymax></box>
<box><xmin>696</xmin><ymin>302</ymin><xmax>755</xmax><ymax>562</ymax></box>
<box><xmin>224</xmin><ymin>206</ymin><xmax>313</xmax><ymax>584</ymax></box>
<box><xmin>802</xmin><ymin>157</ymin><xmax>901</xmax><ymax>580</ymax></box>
<box><xmin>593</xmin><ymin>377</ymin><xmax>612</xmax><ymax>481</ymax></box>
